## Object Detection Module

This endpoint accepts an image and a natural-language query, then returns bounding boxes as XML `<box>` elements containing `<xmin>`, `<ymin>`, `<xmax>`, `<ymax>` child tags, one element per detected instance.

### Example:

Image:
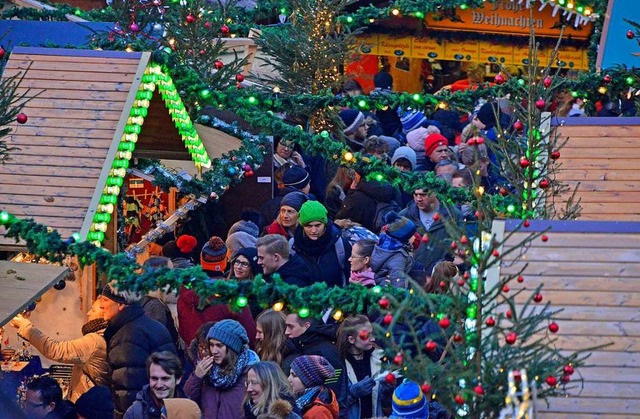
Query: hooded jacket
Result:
<box><xmin>103</xmin><ymin>303</ymin><xmax>177</xmax><ymax>417</ymax></box>
<box><xmin>335</xmin><ymin>180</ymin><xmax>400</xmax><ymax>233</ymax></box>
<box><xmin>123</xmin><ymin>384</ymin><xmax>186</xmax><ymax>419</ymax></box>
<box><xmin>290</xmin><ymin>223</ymin><xmax>351</xmax><ymax>289</ymax></box>
<box><xmin>282</xmin><ymin>323</ymin><xmax>348</xmax><ymax>418</ymax></box>
<box><xmin>301</xmin><ymin>387</ymin><xmax>339</xmax><ymax>419</ymax></box>
<box><xmin>370</xmin><ymin>240</ymin><xmax>414</xmax><ymax>289</ymax></box>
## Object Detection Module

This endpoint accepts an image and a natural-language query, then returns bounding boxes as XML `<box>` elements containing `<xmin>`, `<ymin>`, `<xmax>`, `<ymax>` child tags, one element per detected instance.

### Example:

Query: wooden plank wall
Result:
<box><xmin>0</xmin><ymin>48</ymin><xmax>142</xmax><ymax>247</ymax></box>
<box><xmin>554</xmin><ymin>118</ymin><xmax>640</xmax><ymax>221</ymax></box>
<box><xmin>496</xmin><ymin>219</ymin><xmax>640</xmax><ymax>418</ymax></box>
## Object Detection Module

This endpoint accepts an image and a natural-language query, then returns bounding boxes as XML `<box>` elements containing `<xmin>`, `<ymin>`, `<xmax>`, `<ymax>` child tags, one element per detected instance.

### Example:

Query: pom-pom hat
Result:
<box><xmin>207</xmin><ymin>319</ymin><xmax>249</xmax><ymax>354</ymax></box>
<box><xmin>384</xmin><ymin>212</ymin><xmax>417</xmax><ymax>243</ymax></box>
<box><xmin>201</xmin><ymin>236</ymin><xmax>228</xmax><ymax>272</ymax></box>
<box><xmin>290</xmin><ymin>355</ymin><xmax>336</xmax><ymax>388</ymax></box>
<box><xmin>400</xmin><ymin>110</ymin><xmax>428</xmax><ymax>134</ymax></box>
<box><xmin>391</xmin><ymin>380</ymin><xmax>429</xmax><ymax>418</ymax></box>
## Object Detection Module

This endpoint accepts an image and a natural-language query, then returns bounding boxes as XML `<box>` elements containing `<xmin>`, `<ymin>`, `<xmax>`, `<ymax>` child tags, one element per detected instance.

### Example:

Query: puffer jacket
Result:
<box><xmin>18</xmin><ymin>322</ymin><xmax>109</xmax><ymax>402</ymax></box>
<box><xmin>104</xmin><ymin>303</ymin><xmax>177</xmax><ymax>417</ymax></box>
<box><xmin>370</xmin><ymin>236</ymin><xmax>414</xmax><ymax>289</ymax></box>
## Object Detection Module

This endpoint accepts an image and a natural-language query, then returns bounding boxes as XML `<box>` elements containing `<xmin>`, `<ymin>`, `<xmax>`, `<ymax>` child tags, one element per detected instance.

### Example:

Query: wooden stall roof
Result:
<box><xmin>0</xmin><ymin>47</ymin><xmax>211</xmax><ymax>251</ymax></box>
<box><xmin>494</xmin><ymin>219</ymin><xmax>640</xmax><ymax>418</ymax></box>
<box><xmin>553</xmin><ymin>117</ymin><xmax>640</xmax><ymax>221</ymax></box>
<box><xmin>0</xmin><ymin>261</ymin><xmax>69</xmax><ymax>327</ymax></box>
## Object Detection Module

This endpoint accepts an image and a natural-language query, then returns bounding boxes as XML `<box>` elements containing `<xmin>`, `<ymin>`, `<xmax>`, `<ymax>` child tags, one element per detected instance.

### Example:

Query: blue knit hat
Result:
<box><xmin>384</xmin><ymin>212</ymin><xmax>417</xmax><ymax>243</ymax></box>
<box><xmin>391</xmin><ymin>380</ymin><xmax>428</xmax><ymax>418</ymax></box>
<box><xmin>280</xmin><ymin>191</ymin><xmax>308</xmax><ymax>212</ymax></box>
<box><xmin>339</xmin><ymin>109</ymin><xmax>365</xmax><ymax>135</ymax></box>
<box><xmin>207</xmin><ymin>319</ymin><xmax>249</xmax><ymax>354</ymax></box>
<box><xmin>282</xmin><ymin>165</ymin><xmax>310</xmax><ymax>189</ymax></box>
<box><xmin>400</xmin><ymin>110</ymin><xmax>428</xmax><ymax>134</ymax></box>
<box><xmin>290</xmin><ymin>355</ymin><xmax>336</xmax><ymax>388</ymax></box>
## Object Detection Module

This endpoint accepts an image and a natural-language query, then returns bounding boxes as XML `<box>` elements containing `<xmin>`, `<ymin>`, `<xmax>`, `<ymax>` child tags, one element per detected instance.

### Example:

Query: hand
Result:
<box><xmin>291</xmin><ymin>151</ymin><xmax>305</xmax><ymax>167</ymax></box>
<box><xmin>194</xmin><ymin>356</ymin><xmax>214</xmax><ymax>379</ymax></box>
<box><xmin>10</xmin><ymin>314</ymin><xmax>31</xmax><ymax>330</ymax></box>
<box><xmin>350</xmin><ymin>376</ymin><xmax>375</xmax><ymax>398</ymax></box>
<box><xmin>457</xmin><ymin>141</ymin><xmax>468</xmax><ymax>155</ymax></box>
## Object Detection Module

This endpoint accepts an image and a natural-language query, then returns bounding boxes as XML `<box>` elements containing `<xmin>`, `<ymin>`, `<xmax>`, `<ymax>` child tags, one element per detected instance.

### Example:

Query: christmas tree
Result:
<box><xmin>0</xmin><ymin>46</ymin><xmax>31</xmax><ymax>164</ymax></box>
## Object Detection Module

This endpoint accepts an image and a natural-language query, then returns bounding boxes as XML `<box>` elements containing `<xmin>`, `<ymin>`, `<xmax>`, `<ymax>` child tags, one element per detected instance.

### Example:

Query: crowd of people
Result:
<box><xmin>3</xmin><ymin>70</ymin><xmax>527</xmax><ymax>419</ymax></box>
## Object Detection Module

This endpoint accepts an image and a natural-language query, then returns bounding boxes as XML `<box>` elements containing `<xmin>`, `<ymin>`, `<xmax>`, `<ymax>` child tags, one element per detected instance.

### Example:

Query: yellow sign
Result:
<box><xmin>425</xmin><ymin>0</ymin><xmax>592</xmax><ymax>40</ymax></box>
<box><xmin>478</xmin><ymin>41</ymin><xmax>514</xmax><ymax>64</ymax></box>
<box><xmin>412</xmin><ymin>37</ymin><xmax>445</xmax><ymax>59</ymax></box>
<box><xmin>443</xmin><ymin>40</ymin><xmax>480</xmax><ymax>61</ymax></box>
<box><xmin>377</xmin><ymin>35</ymin><xmax>411</xmax><ymax>57</ymax></box>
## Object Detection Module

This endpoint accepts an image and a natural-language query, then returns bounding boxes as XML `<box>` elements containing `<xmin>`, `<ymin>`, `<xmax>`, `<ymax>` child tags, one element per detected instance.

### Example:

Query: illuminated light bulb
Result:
<box><xmin>71</xmin><ymin>232</ymin><xmax>82</xmax><ymax>243</ymax></box>
<box><xmin>92</xmin><ymin>222</ymin><xmax>108</xmax><ymax>232</ymax></box>
<box><xmin>567</xmin><ymin>2</ymin><xmax>574</xmax><ymax>9</ymax></box>
<box><xmin>391</xmin><ymin>8</ymin><xmax>400</xmax><ymax>16</ymax></box>
<box><xmin>105</xmin><ymin>186</ymin><xmax>120</xmax><ymax>195</ymax></box>
<box><xmin>0</xmin><ymin>211</ymin><xmax>11</xmax><ymax>224</ymax></box>
<box><xmin>584</xmin><ymin>8</ymin><xmax>591</xmax><ymax>15</ymax></box>
<box><xmin>344</xmin><ymin>151</ymin><xmax>354</xmax><ymax>161</ymax></box>
<box><xmin>125</xmin><ymin>46</ymin><xmax>133</xmax><ymax>53</ymax></box>
<box><xmin>236</xmin><ymin>296</ymin><xmax>248</xmax><ymax>307</ymax></box>
<box><xmin>298</xmin><ymin>307</ymin><xmax>310</xmax><ymax>318</ymax></box>
<box><xmin>346</xmin><ymin>16</ymin><xmax>353</xmax><ymax>23</ymax></box>
<box><xmin>273</xmin><ymin>302</ymin><xmax>284</xmax><ymax>311</ymax></box>
<box><xmin>372</xmin><ymin>285</ymin><xmax>382</xmax><ymax>294</ymax></box>
<box><xmin>369</xmin><ymin>18</ymin><xmax>375</xmax><ymax>23</ymax></box>
<box><xmin>437</xmin><ymin>102</ymin><xmax>448</xmax><ymax>109</ymax></box>
<box><xmin>598</xmin><ymin>86</ymin><xmax>607</xmax><ymax>94</ymax></box>
<box><xmin>507</xmin><ymin>204</ymin><xmax>516</xmax><ymax>213</ymax></box>
<box><xmin>358</xmin><ymin>99</ymin><xmax>367</xmax><ymax>108</ymax></box>
<box><xmin>412</xmin><ymin>93</ymin><xmax>421</xmax><ymax>101</ymax></box>
<box><xmin>332</xmin><ymin>310</ymin><xmax>343</xmax><ymax>321</ymax></box>
<box><xmin>475</xmin><ymin>186</ymin><xmax>485</xmax><ymax>196</ymax></box>
<box><xmin>99</xmin><ymin>204</ymin><xmax>115</xmax><ymax>214</ymax></box>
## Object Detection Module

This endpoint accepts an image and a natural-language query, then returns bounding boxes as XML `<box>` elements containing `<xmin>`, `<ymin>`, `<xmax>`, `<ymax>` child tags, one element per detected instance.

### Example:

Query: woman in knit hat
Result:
<box><xmin>291</xmin><ymin>200</ymin><xmax>352</xmax><ymax>288</ymax></box>
<box><xmin>183</xmin><ymin>319</ymin><xmax>259</xmax><ymax>419</ymax></box>
<box><xmin>370</xmin><ymin>212</ymin><xmax>417</xmax><ymax>288</ymax></box>
<box><xmin>243</xmin><ymin>361</ymin><xmax>301</xmax><ymax>419</ymax></box>
<box><xmin>265</xmin><ymin>191</ymin><xmax>308</xmax><ymax>240</ymax></box>
<box><xmin>288</xmin><ymin>355</ymin><xmax>339</xmax><ymax>419</ymax></box>
<box><xmin>201</xmin><ymin>236</ymin><xmax>228</xmax><ymax>278</ymax></box>
<box><xmin>227</xmin><ymin>247</ymin><xmax>261</xmax><ymax>281</ymax></box>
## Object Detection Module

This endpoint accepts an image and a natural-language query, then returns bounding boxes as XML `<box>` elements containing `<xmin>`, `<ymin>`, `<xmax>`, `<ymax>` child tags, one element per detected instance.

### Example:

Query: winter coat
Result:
<box><xmin>140</xmin><ymin>296</ymin><xmax>179</xmax><ymax>348</ymax></box>
<box><xmin>282</xmin><ymin>323</ymin><xmax>348</xmax><ymax>417</ymax></box>
<box><xmin>301</xmin><ymin>387</ymin><xmax>339</xmax><ymax>419</ymax></box>
<box><xmin>265</xmin><ymin>219</ymin><xmax>295</xmax><ymax>240</ymax></box>
<box><xmin>183</xmin><ymin>366</ymin><xmax>248</xmax><ymax>419</ymax></box>
<box><xmin>17</xmin><ymin>323</ymin><xmax>109</xmax><ymax>402</ymax></box>
<box><xmin>325</xmin><ymin>184</ymin><xmax>346</xmax><ymax>221</ymax></box>
<box><xmin>44</xmin><ymin>400</ymin><xmax>76</xmax><ymax>419</ymax></box>
<box><xmin>243</xmin><ymin>393</ymin><xmax>301</xmax><ymax>419</ymax></box>
<box><xmin>370</xmin><ymin>242</ymin><xmax>414</xmax><ymax>289</ymax></box>
<box><xmin>290</xmin><ymin>223</ymin><xmax>351</xmax><ymax>288</ymax></box>
<box><xmin>266</xmin><ymin>254</ymin><xmax>315</xmax><ymax>288</ymax></box>
<box><xmin>124</xmin><ymin>384</ymin><xmax>186</xmax><ymax>419</ymax></box>
<box><xmin>103</xmin><ymin>303</ymin><xmax>177</xmax><ymax>417</ymax></box>
<box><xmin>400</xmin><ymin>201</ymin><xmax>462</xmax><ymax>275</ymax></box>
<box><xmin>335</xmin><ymin>180</ymin><xmax>400</xmax><ymax>233</ymax></box>
<box><xmin>177</xmin><ymin>285</ymin><xmax>256</xmax><ymax>348</ymax></box>
<box><xmin>345</xmin><ymin>348</ymin><xmax>384</xmax><ymax>419</ymax></box>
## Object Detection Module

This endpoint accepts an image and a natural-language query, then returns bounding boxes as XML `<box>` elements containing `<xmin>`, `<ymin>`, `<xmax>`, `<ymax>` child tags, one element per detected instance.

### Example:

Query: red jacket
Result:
<box><xmin>177</xmin><ymin>286</ymin><xmax>256</xmax><ymax>347</ymax></box>
<box><xmin>302</xmin><ymin>389</ymin><xmax>339</xmax><ymax>419</ymax></box>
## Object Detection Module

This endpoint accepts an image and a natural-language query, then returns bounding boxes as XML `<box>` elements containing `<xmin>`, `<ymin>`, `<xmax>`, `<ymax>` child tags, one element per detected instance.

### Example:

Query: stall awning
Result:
<box><xmin>0</xmin><ymin>261</ymin><xmax>69</xmax><ymax>327</ymax></box>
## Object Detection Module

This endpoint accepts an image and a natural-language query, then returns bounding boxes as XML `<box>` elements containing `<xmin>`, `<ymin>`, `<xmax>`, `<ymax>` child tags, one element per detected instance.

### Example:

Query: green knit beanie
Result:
<box><xmin>298</xmin><ymin>200</ymin><xmax>328</xmax><ymax>226</ymax></box>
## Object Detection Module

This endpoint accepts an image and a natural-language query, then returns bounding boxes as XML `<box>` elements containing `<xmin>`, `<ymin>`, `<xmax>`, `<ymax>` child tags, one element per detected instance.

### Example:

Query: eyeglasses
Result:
<box><xmin>234</xmin><ymin>260</ymin><xmax>250</xmax><ymax>268</ymax></box>
<box><xmin>350</xmin><ymin>255</ymin><xmax>368</xmax><ymax>260</ymax></box>
<box><xmin>245</xmin><ymin>380</ymin><xmax>261</xmax><ymax>388</ymax></box>
<box><xmin>23</xmin><ymin>401</ymin><xmax>47</xmax><ymax>409</ymax></box>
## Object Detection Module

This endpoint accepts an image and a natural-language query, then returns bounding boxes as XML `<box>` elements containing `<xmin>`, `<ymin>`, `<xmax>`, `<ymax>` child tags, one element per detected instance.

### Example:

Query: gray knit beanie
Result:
<box><xmin>228</xmin><ymin>220</ymin><xmax>260</xmax><ymax>238</ymax></box>
<box><xmin>280</xmin><ymin>191</ymin><xmax>308</xmax><ymax>212</ymax></box>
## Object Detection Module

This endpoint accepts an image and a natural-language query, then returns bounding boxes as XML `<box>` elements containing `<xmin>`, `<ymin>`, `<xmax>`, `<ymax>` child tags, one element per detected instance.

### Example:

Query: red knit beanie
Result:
<box><xmin>424</xmin><ymin>133</ymin><xmax>448</xmax><ymax>157</ymax></box>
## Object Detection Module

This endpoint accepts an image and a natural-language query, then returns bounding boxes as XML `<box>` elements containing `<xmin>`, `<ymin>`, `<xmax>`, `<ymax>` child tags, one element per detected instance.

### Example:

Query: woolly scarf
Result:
<box><xmin>81</xmin><ymin>319</ymin><xmax>107</xmax><ymax>336</ymax></box>
<box><xmin>295</xmin><ymin>386</ymin><xmax>322</xmax><ymax>411</ymax></box>
<box><xmin>205</xmin><ymin>349</ymin><xmax>259</xmax><ymax>390</ymax></box>
<box><xmin>349</xmin><ymin>268</ymin><xmax>375</xmax><ymax>287</ymax></box>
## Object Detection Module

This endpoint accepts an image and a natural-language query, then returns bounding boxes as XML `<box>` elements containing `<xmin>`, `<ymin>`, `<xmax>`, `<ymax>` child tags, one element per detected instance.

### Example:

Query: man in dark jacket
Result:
<box><xmin>23</xmin><ymin>376</ymin><xmax>76</xmax><ymax>419</ymax></box>
<box><xmin>335</xmin><ymin>174</ymin><xmax>400</xmax><ymax>234</ymax></box>
<box><xmin>100</xmin><ymin>283</ymin><xmax>177</xmax><ymax>418</ymax></box>
<box><xmin>291</xmin><ymin>201</ymin><xmax>351</xmax><ymax>288</ymax></box>
<box><xmin>282</xmin><ymin>315</ymin><xmax>349</xmax><ymax>418</ymax></box>
<box><xmin>257</xmin><ymin>234</ymin><xmax>315</xmax><ymax>287</ymax></box>
<box><xmin>400</xmin><ymin>189</ymin><xmax>462</xmax><ymax>275</ymax></box>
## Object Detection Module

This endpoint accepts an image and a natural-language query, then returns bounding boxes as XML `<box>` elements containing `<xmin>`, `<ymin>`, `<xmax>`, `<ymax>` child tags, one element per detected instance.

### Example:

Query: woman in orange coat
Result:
<box><xmin>288</xmin><ymin>355</ymin><xmax>339</xmax><ymax>419</ymax></box>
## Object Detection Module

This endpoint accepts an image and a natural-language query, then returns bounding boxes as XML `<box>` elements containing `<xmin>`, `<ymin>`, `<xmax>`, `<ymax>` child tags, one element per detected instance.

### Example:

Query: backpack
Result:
<box><xmin>373</xmin><ymin>201</ymin><xmax>401</xmax><ymax>233</ymax></box>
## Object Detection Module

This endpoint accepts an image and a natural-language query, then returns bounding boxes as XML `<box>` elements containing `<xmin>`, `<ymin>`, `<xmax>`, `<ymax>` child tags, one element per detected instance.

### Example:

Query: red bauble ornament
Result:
<box><xmin>505</xmin><ymin>332</ymin><xmax>517</xmax><ymax>345</ymax></box>
<box><xmin>450</xmin><ymin>242</ymin><xmax>457</xmax><ymax>250</ymax></box>
<box><xmin>492</xmin><ymin>250</ymin><xmax>500</xmax><ymax>257</ymax></box>
<box><xmin>513</xmin><ymin>370</ymin><xmax>522</xmax><ymax>382</ymax></box>
<box><xmin>543</xmin><ymin>77</ymin><xmax>552</xmax><ymax>88</ymax></box>
<box><xmin>245</xmin><ymin>170</ymin><xmax>254</xmax><ymax>177</ymax></box>
<box><xmin>463</xmin><ymin>272</ymin><xmax>470</xmax><ymax>280</ymax></box>
<box><xmin>494</xmin><ymin>73</ymin><xmax>505</xmax><ymax>84</ymax></box>
<box><xmin>535</xmin><ymin>98</ymin><xmax>546</xmax><ymax>110</ymax></box>
<box><xmin>564</xmin><ymin>365</ymin><xmax>575</xmax><ymax>375</ymax></box>
<box><xmin>474</xmin><ymin>385</ymin><xmax>485</xmax><ymax>396</ymax></box>
<box><xmin>546</xmin><ymin>376</ymin><xmax>557</xmax><ymax>386</ymax></box>
<box><xmin>562</xmin><ymin>374</ymin><xmax>571</xmax><ymax>383</ymax></box>
<box><xmin>236</xmin><ymin>73</ymin><xmax>245</xmax><ymax>82</ymax></box>
<box><xmin>454</xmin><ymin>394</ymin><xmax>466</xmax><ymax>405</ymax></box>
<box><xmin>603</xmin><ymin>74</ymin><xmax>612</xmax><ymax>84</ymax></box>
<box><xmin>533</xmin><ymin>293</ymin><xmax>543</xmax><ymax>303</ymax></box>
<box><xmin>513</xmin><ymin>120</ymin><xmax>524</xmax><ymax>131</ymax></box>
<box><xmin>384</xmin><ymin>373</ymin><xmax>396</xmax><ymax>384</ymax></box>
<box><xmin>358</xmin><ymin>330</ymin><xmax>369</xmax><ymax>340</ymax></box>
<box><xmin>421</xmin><ymin>234</ymin><xmax>429</xmax><ymax>243</ymax></box>
<box><xmin>453</xmin><ymin>333</ymin><xmax>464</xmax><ymax>343</ymax></box>
<box><xmin>506</xmin><ymin>310</ymin><xmax>513</xmax><ymax>319</ymax></box>
<box><xmin>383</xmin><ymin>314</ymin><xmax>393</xmax><ymax>325</ymax></box>
<box><xmin>204</xmin><ymin>21</ymin><xmax>211</xmax><ymax>29</ymax></box>
<box><xmin>186</xmin><ymin>13</ymin><xmax>196</xmax><ymax>24</ymax></box>
<box><xmin>541</xmin><ymin>235</ymin><xmax>549</xmax><ymax>242</ymax></box>
<box><xmin>199</xmin><ymin>49</ymin><xmax>206</xmax><ymax>56</ymax></box>
<box><xmin>523</xmin><ymin>220</ymin><xmax>530</xmax><ymax>228</ymax></box>
<box><xmin>425</xmin><ymin>341</ymin><xmax>438</xmax><ymax>352</ymax></box>
<box><xmin>0</xmin><ymin>47</ymin><xmax>5</xmax><ymax>59</ymax></box>
<box><xmin>220</xmin><ymin>24</ymin><xmax>230</xmax><ymax>35</ymax></box>
<box><xmin>460</xmin><ymin>236</ymin><xmax>469</xmax><ymax>245</ymax></box>
<box><xmin>379</xmin><ymin>297</ymin><xmax>390</xmax><ymax>309</ymax></box>
<box><xmin>214</xmin><ymin>60</ymin><xmax>224</xmax><ymax>70</ymax></box>
<box><xmin>549</xmin><ymin>322</ymin><xmax>559</xmax><ymax>333</ymax></box>
<box><xmin>16</xmin><ymin>113</ymin><xmax>28</xmax><ymax>124</ymax></box>
<box><xmin>485</xmin><ymin>317</ymin><xmax>496</xmax><ymax>327</ymax></box>
<box><xmin>467</xmin><ymin>138</ymin><xmax>477</xmax><ymax>146</ymax></box>
<box><xmin>129</xmin><ymin>23</ymin><xmax>139</xmax><ymax>32</ymax></box>
<box><xmin>539</xmin><ymin>179</ymin><xmax>550</xmax><ymax>189</ymax></box>
<box><xmin>457</xmin><ymin>279</ymin><xmax>465</xmax><ymax>286</ymax></box>
<box><xmin>517</xmin><ymin>275</ymin><xmax>525</xmax><ymax>283</ymax></box>
<box><xmin>236</xmin><ymin>82</ymin><xmax>242</xmax><ymax>89</ymax></box>
<box><xmin>499</xmin><ymin>187</ymin><xmax>509</xmax><ymax>196</ymax></box>
<box><xmin>519</xmin><ymin>157</ymin><xmax>530</xmax><ymax>168</ymax></box>
<box><xmin>550</xmin><ymin>150</ymin><xmax>561</xmax><ymax>160</ymax></box>
<box><xmin>393</xmin><ymin>353</ymin><xmax>403</xmax><ymax>365</ymax></box>
<box><xmin>438</xmin><ymin>317</ymin><xmax>450</xmax><ymax>329</ymax></box>
<box><xmin>502</xmin><ymin>285</ymin><xmax>510</xmax><ymax>293</ymax></box>
<box><xmin>628</xmin><ymin>30</ymin><xmax>636</xmax><ymax>39</ymax></box>
<box><xmin>439</xmin><ymin>280</ymin><xmax>447</xmax><ymax>289</ymax></box>
<box><xmin>475</xmin><ymin>136</ymin><xmax>485</xmax><ymax>145</ymax></box>
<box><xmin>433</xmin><ymin>213</ymin><xmax>440</xmax><ymax>221</ymax></box>
<box><xmin>421</xmin><ymin>383</ymin><xmax>432</xmax><ymax>394</ymax></box>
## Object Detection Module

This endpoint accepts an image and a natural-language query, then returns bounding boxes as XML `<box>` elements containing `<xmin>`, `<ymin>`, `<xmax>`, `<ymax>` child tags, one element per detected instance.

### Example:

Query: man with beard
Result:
<box><xmin>124</xmin><ymin>351</ymin><xmax>185</xmax><ymax>418</ymax></box>
<box><xmin>11</xmin><ymin>299</ymin><xmax>109</xmax><ymax>402</ymax></box>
